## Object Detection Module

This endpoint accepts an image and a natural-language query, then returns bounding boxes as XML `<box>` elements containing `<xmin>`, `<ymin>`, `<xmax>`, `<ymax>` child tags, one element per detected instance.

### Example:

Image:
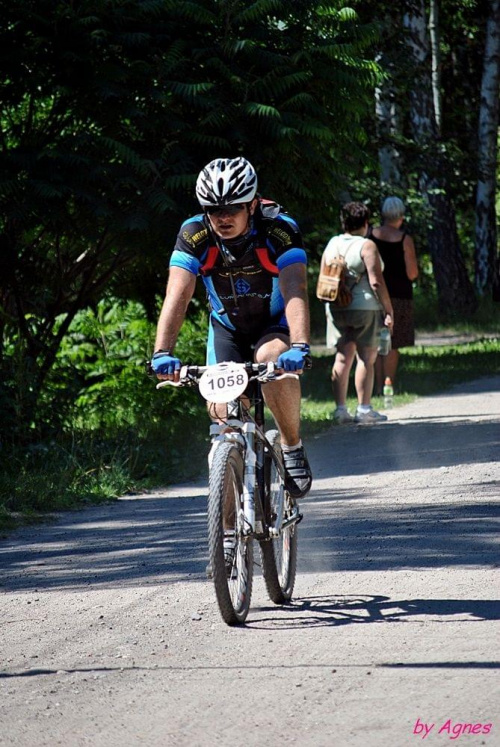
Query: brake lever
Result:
<box><xmin>256</xmin><ymin>371</ymin><xmax>300</xmax><ymax>383</ymax></box>
<box><xmin>155</xmin><ymin>364</ymin><xmax>192</xmax><ymax>388</ymax></box>
<box><xmin>156</xmin><ymin>380</ymin><xmax>183</xmax><ymax>389</ymax></box>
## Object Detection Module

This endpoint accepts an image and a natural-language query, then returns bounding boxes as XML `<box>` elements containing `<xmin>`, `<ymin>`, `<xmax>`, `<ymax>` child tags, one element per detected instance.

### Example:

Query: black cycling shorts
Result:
<box><xmin>206</xmin><ymin>316</ymin><xmax>289</xmax><ymax>365</ymax></box>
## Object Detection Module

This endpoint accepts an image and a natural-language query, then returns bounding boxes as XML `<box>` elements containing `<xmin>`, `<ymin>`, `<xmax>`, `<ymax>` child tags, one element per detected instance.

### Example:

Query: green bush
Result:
<box><xmin>44</xmin><ymin>298</ymin><xmax>208</xmax><ymax>433</ymax></box>
<box><xmin>0</xmin><ymin>298</ymin><xmax>211</xmax><ymax>527</ymax></box>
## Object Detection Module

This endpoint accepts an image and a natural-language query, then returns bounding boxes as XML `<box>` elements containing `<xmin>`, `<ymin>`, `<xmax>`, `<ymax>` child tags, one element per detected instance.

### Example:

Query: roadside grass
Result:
<box><xmin>0</xmin><ymin>441</ymin><xmax>135</xmax><ymax>536</ymax></box>
<box><xmin>413</xmin><ymin>292</ymin><xmax>500</xmax><ymax>333</ymax></box>
<box><xmin>0</xmin><ymin>416</ymin><xmax>208</xmax><ymax>535</ymax></box>
<box><xmin>1</xmin><ymin>337</ymin><xmax>498</xmax><ymax>534</ymax></box>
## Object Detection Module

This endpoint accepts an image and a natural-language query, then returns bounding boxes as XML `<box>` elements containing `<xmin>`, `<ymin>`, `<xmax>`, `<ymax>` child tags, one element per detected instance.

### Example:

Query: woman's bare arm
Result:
<box><xmin>403</xmin><ymin>234</ymin><xmax>419</xmax><ymax>281</ymax></box>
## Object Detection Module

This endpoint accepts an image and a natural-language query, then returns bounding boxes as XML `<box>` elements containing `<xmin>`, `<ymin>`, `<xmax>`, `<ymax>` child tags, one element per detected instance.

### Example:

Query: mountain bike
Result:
<box><xmin>158</xmin><ymin>361</ymin><xmax>302</xmax><ymax>625</ymax></box>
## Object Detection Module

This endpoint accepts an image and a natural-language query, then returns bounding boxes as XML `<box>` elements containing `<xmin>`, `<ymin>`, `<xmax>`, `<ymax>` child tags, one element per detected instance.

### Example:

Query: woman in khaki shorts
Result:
<box><xmin>322</xmin><ymin>202</ymin><xmax>393</xmax><ymax>424</ymax></box>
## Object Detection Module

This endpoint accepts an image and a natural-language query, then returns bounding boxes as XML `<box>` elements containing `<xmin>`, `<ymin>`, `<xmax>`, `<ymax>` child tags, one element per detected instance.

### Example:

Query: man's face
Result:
<box><xmin>206</xmin><ymin>199</ymin><xmax>257</xmax><ymax>240</ymax></box>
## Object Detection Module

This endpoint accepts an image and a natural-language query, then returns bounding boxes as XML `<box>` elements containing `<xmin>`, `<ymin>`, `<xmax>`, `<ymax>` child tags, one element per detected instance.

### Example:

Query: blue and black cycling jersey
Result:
<box><xmin>169</xmin><ymin>201</ymin><xmax>307</xmax><ymax>335</ymax></box>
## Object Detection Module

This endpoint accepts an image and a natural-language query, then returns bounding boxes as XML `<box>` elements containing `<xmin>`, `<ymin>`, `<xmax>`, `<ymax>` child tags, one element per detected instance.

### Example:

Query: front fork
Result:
<box><xmin>209</xmin><ymin>421</ymin><xmax>259</xmax><ymax>537</ymax></box>
<box><xmin>209</xmin><ymin>424</ymin><xmax>302</xmax><ymax>541</ymax></box>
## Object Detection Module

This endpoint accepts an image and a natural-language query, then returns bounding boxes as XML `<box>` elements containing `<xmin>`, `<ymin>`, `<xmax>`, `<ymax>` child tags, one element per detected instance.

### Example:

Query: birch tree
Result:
<box><xmin>474</xmin><ymin>0</ymin><xmax>500</xmax><ymax>296</ymax></box>
<box><xmin>429</xmin><ymin>0</ymin><xmax>442</xmax><ymax>134</ymax></box>
<box><xmin>375</xmin><ymin>50</ymin><xmax>405</xmax><ymax>188</ymax></box>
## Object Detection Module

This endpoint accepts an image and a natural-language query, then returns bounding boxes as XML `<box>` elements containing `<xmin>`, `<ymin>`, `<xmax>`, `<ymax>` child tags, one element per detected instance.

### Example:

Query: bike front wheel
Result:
<box><xmin>259</xmin><ymin>430</ymin><xmax>298</xmax><ymax>604</ymax></box>
<box><xmin>207</xmin><ymin>441</ymin><xmax>253</xmax><ymax>625</ymax></box>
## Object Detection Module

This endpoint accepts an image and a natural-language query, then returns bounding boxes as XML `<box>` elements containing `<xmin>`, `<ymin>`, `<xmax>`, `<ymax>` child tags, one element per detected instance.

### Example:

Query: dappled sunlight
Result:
<box><xmin>0</xmin><ymin>495</ymin><xmax>210</xmax><ymax>592</ymax></box>
<box><xmin>308</xmin><ymin>417</ymin><xmax>499</xmax><ymax>478</ymax></box>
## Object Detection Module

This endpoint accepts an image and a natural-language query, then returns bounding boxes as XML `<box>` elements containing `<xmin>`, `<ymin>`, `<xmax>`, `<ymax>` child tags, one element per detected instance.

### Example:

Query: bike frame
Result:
<box><xmin>208</xmin><ymin>384</ymin><xmax>287</xmax><ymax>540</ymax></box>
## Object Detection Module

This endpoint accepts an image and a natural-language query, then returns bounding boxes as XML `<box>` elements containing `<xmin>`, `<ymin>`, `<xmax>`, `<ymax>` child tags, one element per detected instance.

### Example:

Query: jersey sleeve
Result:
<box><xmin>267</xmin><ymin>214</ymin><xmax>307</xmax><ymax>271</ymax></box>
<box><xmin>169</xmin><ymin>215</ymin><xmax>208</xmax><ymax>275</ymax></box>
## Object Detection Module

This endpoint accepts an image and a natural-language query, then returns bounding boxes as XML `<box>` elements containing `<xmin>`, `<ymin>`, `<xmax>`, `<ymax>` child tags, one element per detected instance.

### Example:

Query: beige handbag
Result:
<box><xmin>317</xmin><ymin>238</ymin><xmax>361</xmax><ymax>307</ymax></box>
<box><xmin>316</xmin><ymin>253</ymin><xmax>351</xmax><ymax>305</ymax></box>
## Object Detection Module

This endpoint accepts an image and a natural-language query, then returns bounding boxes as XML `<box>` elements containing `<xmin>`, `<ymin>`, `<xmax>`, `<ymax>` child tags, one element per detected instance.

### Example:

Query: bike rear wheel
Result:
<box><xmin>207</xmin><ymin>441</ymin><xmax>253</xmax><ymax>625</ymax></box>
<box><xmin>259</xmin><ymin>429</ymin><xmax>298</xmax><ymax>604</ymax></box>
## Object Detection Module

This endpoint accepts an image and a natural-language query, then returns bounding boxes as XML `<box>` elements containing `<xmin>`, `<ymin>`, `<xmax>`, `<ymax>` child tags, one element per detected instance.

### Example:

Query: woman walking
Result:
<box><xmin>369</xmin><ymin>197</ymin><xmax>419</xmax><ymax>394</ymax></box>
<box><xmin>322</xmin><ymin>202</ymin><xmax>393</xmax><ymax>424</ymax></box>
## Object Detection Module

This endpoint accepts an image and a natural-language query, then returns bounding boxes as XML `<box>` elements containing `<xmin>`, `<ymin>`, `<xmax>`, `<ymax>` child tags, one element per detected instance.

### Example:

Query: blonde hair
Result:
<box><xmin>382</xmin><ymin>196</ymin><xmax>405</xmax><ymax>221</ymax></box>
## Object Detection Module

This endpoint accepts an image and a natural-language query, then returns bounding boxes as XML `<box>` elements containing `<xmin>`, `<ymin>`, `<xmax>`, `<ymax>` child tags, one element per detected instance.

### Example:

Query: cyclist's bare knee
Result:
<box><xmin>254</xmin><ymin>333</ymin><xmax>289</xmax><ymax>363</ymax></box>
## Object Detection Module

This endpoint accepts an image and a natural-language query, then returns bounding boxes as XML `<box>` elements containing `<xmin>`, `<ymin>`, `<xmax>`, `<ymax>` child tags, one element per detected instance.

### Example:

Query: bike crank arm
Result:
<box><xmin>268</xmin><ymin>506</ymin><xmax>302</xmax><ymax>537</ymax></box>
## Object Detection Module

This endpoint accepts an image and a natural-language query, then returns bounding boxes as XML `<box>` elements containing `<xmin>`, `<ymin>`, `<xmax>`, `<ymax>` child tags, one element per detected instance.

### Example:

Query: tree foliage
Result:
<box><xmin>0</xmin><ymin>0</ymin><xmax>497</xmax><ymax>446</ymax></box>
<box><xmin>353</xmin><ymin>0</ymin><xmax>498</xmax><ymax>314</ymax></box>
<box><xmin>0</xmin><ymin>0</ymin><xmax>379</xmax><ymax>438</ymax></box>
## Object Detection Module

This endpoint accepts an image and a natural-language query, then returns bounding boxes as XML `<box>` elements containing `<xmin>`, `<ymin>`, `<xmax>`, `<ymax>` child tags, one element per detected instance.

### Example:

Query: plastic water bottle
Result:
<box><xmin>383</xmin><ymin>377</ymin><xmax>394</xmax><ymax>409</ymax></box>
<box><xmin>378</xmin><ymin>326</ymin><xmax>392</xmax><ymax>356</ymax></box>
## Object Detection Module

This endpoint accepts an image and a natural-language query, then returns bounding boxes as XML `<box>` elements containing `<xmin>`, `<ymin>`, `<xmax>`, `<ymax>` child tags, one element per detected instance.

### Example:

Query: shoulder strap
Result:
<box><xmin>323</xmin><ymin>236</ymin><xmax>361</xmax><ymax>281</ymax></box>
<box><xmin>343</xmin><ymin>237</ymin><xmax>365</xmax><ymax>283</ymax></box>
<box><xmin>199</xmin><ymin>243</ymin><xmax>279</xmax><ymax>276</ymax></box>
<box><xmin>255</xmin><ymin>247</ymin><xmax>279</xmax><ymax>275</ymax></box>
<box><xmin>200</xmin><ymin>245</ymin><xmax>219</xmax><ymax>274</ymax></box>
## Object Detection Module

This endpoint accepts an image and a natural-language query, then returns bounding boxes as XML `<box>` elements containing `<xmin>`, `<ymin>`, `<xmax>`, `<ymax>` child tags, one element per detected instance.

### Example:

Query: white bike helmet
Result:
<box><xmin>196</xmin><ymin>157</ymin><xmax>258</xmax><ymax>206</ymax></box>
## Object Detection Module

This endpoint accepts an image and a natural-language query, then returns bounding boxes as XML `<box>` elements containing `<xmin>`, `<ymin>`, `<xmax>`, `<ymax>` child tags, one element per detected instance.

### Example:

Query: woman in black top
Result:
<box><xmin>369</xmin><ymin>197</ymin><xmax>419</xmax><ymax>394</ymax></box>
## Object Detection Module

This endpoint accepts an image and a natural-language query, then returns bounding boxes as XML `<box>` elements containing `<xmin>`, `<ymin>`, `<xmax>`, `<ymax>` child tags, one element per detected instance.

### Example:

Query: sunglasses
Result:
<box><xmin>205</xmin><ymin>204</ymin><xmax>247</xmax><ymax>216</ymax></box>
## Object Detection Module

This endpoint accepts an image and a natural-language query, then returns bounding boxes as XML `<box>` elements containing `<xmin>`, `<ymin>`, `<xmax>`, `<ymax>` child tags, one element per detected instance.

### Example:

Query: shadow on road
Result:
<box><xmin>0</xmin><ymin>408</ymin><xmax>498</xmax><ymax>592</ymax></box>
<box><xmin>0</xmin><ymin>488</ymin><xmax>497</xmax><ymax>591</ymax></box>
<box><xmin>0</xmin><ymin>495</ymin><xmax>210</xmax><ymax>591</ymax></box>
<box><xmin>248</xmin><ymin>594</ymin><xmax>500</xmax><ymax>630</ymax></box>
<box><xmin>1</xmin><ymin>661</ymin><xmax>498</xmax><ymax>677</ymax></box>
<box><xmin>299</xmin><ymin>492</ymin><xmax>499</xmax><ymax>573</ymax></box>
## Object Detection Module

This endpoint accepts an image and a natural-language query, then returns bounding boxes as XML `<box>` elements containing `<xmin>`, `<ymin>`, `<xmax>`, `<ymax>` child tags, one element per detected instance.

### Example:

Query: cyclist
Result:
<box><xmin>151</xmin><ymin>156</ymin><xmax>312</xmax><ymax>499</ymax></box>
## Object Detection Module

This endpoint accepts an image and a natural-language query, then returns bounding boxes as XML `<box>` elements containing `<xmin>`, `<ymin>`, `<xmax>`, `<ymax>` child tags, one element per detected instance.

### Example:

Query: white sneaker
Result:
<box><xmin>332</xmin><ymin>408</ymin><xmax>354</xmax><ymax>424</ymax></box>
<box><xmin>354</xmin><ymin>408</ymin><xmax>388</xmax><ymax>424</ymax></box>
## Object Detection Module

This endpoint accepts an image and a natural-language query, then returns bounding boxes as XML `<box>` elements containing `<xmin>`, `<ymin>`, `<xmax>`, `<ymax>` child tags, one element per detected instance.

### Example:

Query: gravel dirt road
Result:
<box><xmin>1</xmin><ymin>376</ymin><xmax>499</xmax><ymax>746</ymax></box>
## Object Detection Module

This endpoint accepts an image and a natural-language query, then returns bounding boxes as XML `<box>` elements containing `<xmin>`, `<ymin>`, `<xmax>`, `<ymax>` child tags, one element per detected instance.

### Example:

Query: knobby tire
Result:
<box><xmin>207</xmin><ymin>442</ymin><xmax>253</xmax><ymax>625</ymax></box>
<box><xmin>259</xmin><ymin>429</ymin><xmax>298</xmax><ymax>604</ymax></box>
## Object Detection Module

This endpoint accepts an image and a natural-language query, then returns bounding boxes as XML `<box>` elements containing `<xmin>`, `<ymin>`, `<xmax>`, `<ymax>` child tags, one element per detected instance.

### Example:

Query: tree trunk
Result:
<box><xmin>373</xmin><ymin>13</ymin><xmax>407</xmax><ymax>190</ymax></box>
<box><xmin>403</xmin><ymin>0</ymin><xmax>477</xmax><ymax>316</ymax></box>
<box><xmin>429</xmin><ymin>0</ymin><xmax>442</xmax><ymax>134</ymax></box>
<box><xmin>426</xmin><ymin>185</ymin><xmax>477</xmax><ymax>311</ymax></box>
<box><xmin>474</xmin><ymin>0</ymin><xmax>500</xmax><ymax>297</ymax></box>
<box><xmin>375</xmin><ymin>52</ymin><xmax>406</xmax><ymax>189</ymax></box>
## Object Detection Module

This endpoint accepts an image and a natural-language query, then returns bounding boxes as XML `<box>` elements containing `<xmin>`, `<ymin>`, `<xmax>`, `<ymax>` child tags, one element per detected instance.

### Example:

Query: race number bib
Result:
<box><xmin>199</xmin><ymin>362</ymin><xmax>248</xmax><ymax>404</ymax></box>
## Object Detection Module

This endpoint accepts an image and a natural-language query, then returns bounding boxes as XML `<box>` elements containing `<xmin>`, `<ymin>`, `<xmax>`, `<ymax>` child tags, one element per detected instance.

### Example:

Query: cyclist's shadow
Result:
<box><xmin>248</xmin><ymin>594</ymin><xmax>500</xmax><ymax>628</ymax></box>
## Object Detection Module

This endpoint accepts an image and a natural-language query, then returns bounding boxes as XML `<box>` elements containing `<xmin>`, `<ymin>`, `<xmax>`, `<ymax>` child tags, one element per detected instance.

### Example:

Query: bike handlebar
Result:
<box><xmin>156</xmin><ymin>361</ymin><xmax>299</xmax><ymax>389</ymax></box>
